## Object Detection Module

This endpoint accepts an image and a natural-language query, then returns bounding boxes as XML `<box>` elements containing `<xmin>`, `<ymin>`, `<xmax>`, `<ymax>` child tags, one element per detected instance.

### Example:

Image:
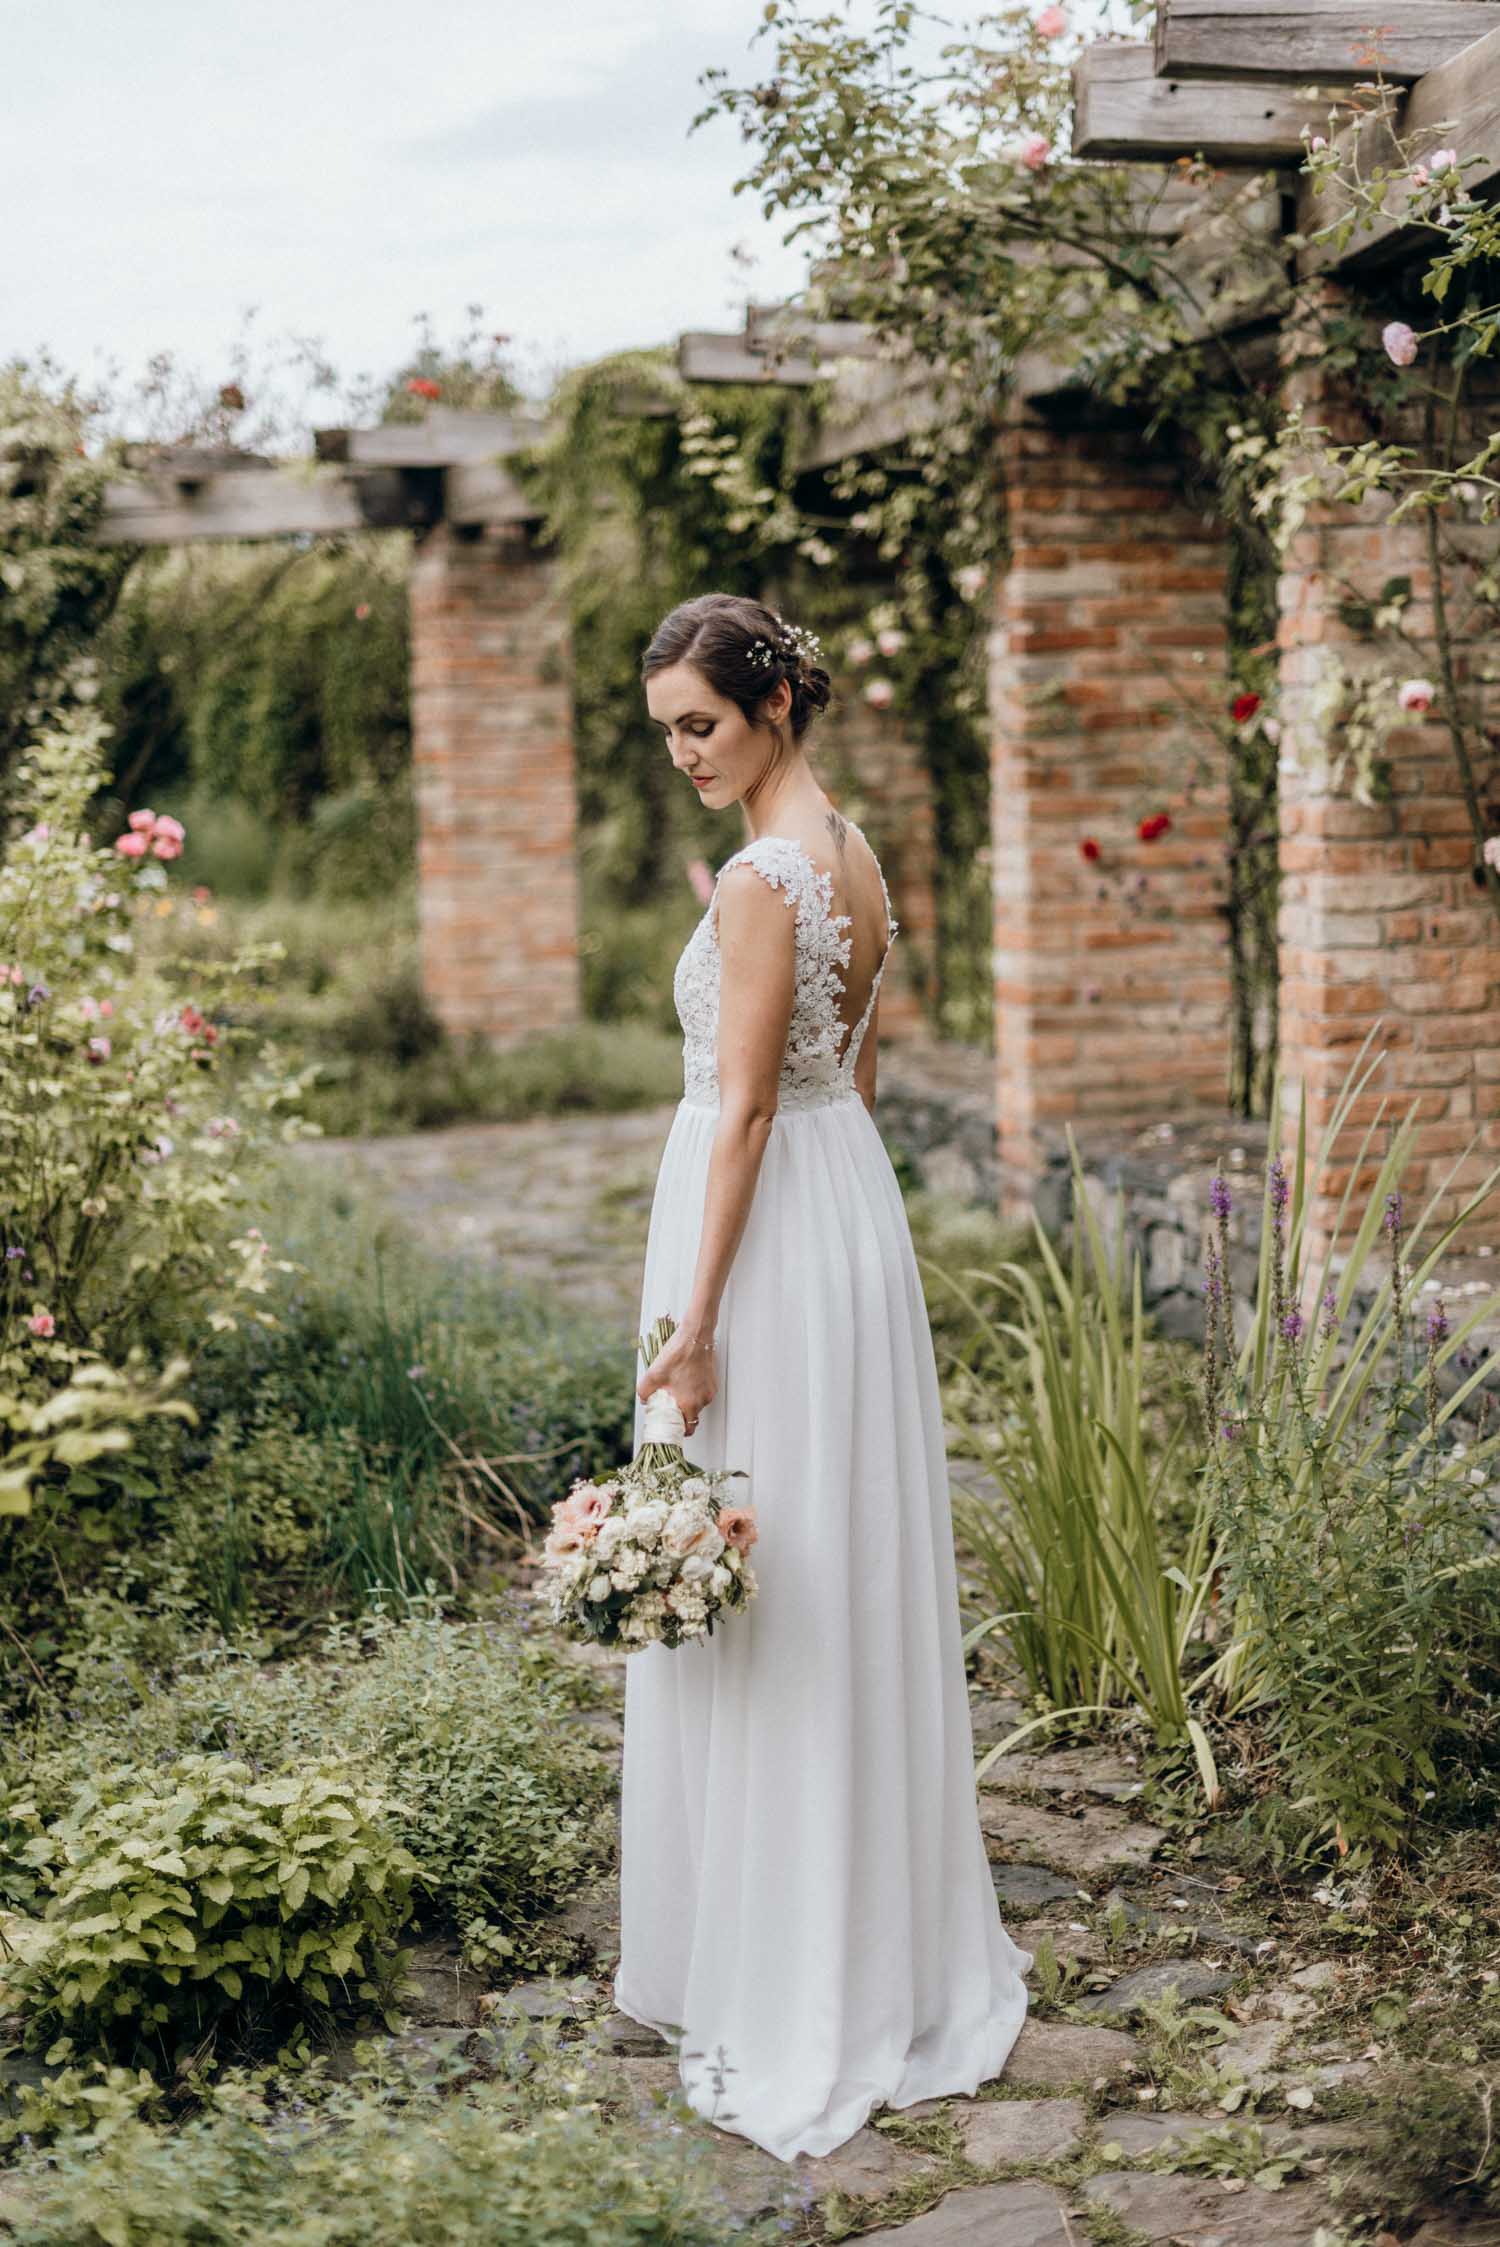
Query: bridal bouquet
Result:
<box><xmin>534</xmin><ymin>1314</ymin><xmax>759</xmax><ymax>1651</ymax></box>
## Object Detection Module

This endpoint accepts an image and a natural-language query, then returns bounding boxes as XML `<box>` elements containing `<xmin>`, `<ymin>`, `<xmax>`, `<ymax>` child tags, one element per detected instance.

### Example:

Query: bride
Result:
<box><xmin>612</xmin><ymin>590</ymin><xmax>1031</xmax><ymax>2164</ymax></box>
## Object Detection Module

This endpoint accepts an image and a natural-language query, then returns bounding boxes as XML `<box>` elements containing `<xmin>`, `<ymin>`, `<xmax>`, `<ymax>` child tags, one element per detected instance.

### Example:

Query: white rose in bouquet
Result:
<box><xmin>624</xmin><ymin>1499</ymin><xmax>669</xmax><ymax>1543</ymax></box>
<box><xmin>662</xmin><ymin>1503</ymin><xmax>724</xmax><ymax>1561</ymax></box>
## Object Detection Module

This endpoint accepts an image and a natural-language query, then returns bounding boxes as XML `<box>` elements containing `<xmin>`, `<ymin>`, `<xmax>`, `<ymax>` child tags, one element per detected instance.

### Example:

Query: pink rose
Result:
<box><xmin>1035</xmin><ymin>4</ymin><xmax>1067</xmax><ymax>33</ymax></box>
<box><xmin>864</xmin><ymin>677</ymin><xmax>895</xmax><ymax>710</ymax></box>
<box><xmin>28</xmin><ymin>1311</ymin><xmax>55</xmax><ymax>1338</ymax></box>
<box><xmin>1397</xmin><ymin>677</ymin><xmax>1436</xmax><ymax>713</ymax></box>
<box><xmin>1429</xmin><ymin>147</ymin><xmax>1458</xmax><ymax>174</ymax></box>
<box><xmin>152</xmin><ymin>815</ymin><xmax>185</xmax><ymax>843</ymax></box>
<box><xmin>114</xmin><ymin>831</ymin><xmax>147</xmax><ymax>858</ymax></box>
<box><xmin>151</xmin><ymin>834</ymin><xmax>183</xmax><ymax>860</ymax></box>
<box><xmin>558</xmin><ymin>1487</ymin><xmax>612</xmax><ymax>1539</ymax></box>
<box><xmin>876</xmin><ymin>627</ymin><xmax>906</xmax><ymax>657</ymax></box>
<box><xmin>1018</xmin><ymin>132</ymin><xmax>1051</xmax><ymax>170</ymax></box>
<box><xmin>127</xmin><ymin>808</ymin><xmax>157</xmax><ymax>833</ymax></box>
<box><xmin>1382</xmin><ymin>321</ymin><xmax>1418</xmax><ymax>367</ymax></box>
<box><xmin>717</xmin><ymin>1506</ymin><xmax>759</xmax><ymax>1554</ymax></box>
<box><xmin>845</xmin><ymin>636</ymin><xmax>875</xmax><ymax>667</ymax></box>
<box><xmin>87</xmin><ymin>1035</ymin><xmax>111</xmax><ymax>1062</ymax></box>
<box><xmin>542</xmin><ymin>1520</ymin><xmax>585</xmax><ymax>1564</ymax></box>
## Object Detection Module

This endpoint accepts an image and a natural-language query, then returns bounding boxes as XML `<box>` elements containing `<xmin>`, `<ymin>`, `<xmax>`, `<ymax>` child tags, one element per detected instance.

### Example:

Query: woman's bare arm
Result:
<box><xmin>637</xmin><ymin>863</ymin><xmax>794</xmax><ymax>1420</ymax></box>
<box><xmin>679</xmin><ymin>863</ymin><xmax>793</xmax><ymax>1336</ymax></box>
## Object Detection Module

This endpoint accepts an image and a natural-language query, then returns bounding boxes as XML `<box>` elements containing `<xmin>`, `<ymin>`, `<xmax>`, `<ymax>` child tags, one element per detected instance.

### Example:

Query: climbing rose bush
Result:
<box><xmin>0</xmin><ymin>685</ymin><xmax>321</xmax><ymax>1515</ymax></box>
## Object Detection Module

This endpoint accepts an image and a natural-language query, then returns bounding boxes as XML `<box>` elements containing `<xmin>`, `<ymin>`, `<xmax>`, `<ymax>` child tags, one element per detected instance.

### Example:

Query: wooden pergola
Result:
<box><xmin>80</xmin><ymin>0</ymin><xmax>1500</xmax><ymax>1257</ymax></box>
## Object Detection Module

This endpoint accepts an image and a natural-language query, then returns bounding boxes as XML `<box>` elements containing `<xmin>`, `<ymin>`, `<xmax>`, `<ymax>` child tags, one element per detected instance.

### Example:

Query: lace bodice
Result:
<box><xmin>673</xmin><ymin>826</ymin><xmax>899</xmax><ymax>1112</ymax></box>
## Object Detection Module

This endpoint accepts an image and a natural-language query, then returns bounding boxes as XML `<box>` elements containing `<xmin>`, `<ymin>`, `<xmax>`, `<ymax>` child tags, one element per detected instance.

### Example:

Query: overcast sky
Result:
<box><xmin>0</xmin><ymin>0</ymin><xmax>880</xmax><ymax>440</ymax></box>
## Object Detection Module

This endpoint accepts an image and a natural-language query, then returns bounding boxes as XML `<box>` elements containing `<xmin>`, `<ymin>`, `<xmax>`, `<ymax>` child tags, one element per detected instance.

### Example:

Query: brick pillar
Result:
<box><xmin>408</xmin><ymin>520</ymin><xmax>581</xmax><ymax>1047</ymax></box>
<box><xmin>815</xmin><ymin>682</ymin><xmax>937</xmax><ymax>1037</ymax></box>
<box><xmin>1277</xmin><ymin>286</ymin><xmax>1500</xmax><ymax>1255</ymax></box>
<box><xmin>989</xmin><ymin>400</ymin><xmax>1234</xmax><ymax>1217</ymax></box>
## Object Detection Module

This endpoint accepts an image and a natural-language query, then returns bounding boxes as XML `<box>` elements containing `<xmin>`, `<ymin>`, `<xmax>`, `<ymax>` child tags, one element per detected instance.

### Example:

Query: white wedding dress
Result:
<box><xmin>613</xmin><ymin>823</ymin><xmax>1031</xmax><ymax>2163</ymax></box>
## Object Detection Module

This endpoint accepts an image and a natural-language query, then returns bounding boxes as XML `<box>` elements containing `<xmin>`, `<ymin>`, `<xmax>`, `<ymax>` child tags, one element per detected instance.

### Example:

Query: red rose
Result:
<box><xmin>405</xmin><ymin>376</ymin><xmax>441</xmax><ymax>400</ymax></box>
<box><xmin>1137</xmin><ymin>812</ymin><xmax>1172</xmax><ymax>843</ymax></box>
<box><xmin>1231</xmin><ymin>691</ymin><xmax>1262</xmax><ymax>723</ymax></box>
<box><xmin>1079</xmin><ymin>837</ymin><xmax>1102</xmax><ymax>863</ymax></box>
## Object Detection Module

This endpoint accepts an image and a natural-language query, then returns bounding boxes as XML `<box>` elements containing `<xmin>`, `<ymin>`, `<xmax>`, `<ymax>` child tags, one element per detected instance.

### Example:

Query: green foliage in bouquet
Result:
<box><xmin>12</xmin><ymin>1753</ymin><xmax>415</xmax><ymax>2064</ymax></box>
<box><xmin>0</xmin><ymin>687</ymin><xmax>320</xmax><ymax>1519</ymax></box>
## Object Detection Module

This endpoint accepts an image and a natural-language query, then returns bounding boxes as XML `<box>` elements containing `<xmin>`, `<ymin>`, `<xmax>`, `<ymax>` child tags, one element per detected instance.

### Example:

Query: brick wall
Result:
<box><xmin>988</xmin><ymin>397</ymin><xmax>1234</xmax><ymax>1217</ymax></box>
<box><xmin>407</xmin><ymin>520</ymin><xmax>581</xmax><ymax>1047</ymax></box>
<box><xmin>1276</xmin><ymin>285</ymin><xmax>1500</xmax><ymax>1255</ymax></box>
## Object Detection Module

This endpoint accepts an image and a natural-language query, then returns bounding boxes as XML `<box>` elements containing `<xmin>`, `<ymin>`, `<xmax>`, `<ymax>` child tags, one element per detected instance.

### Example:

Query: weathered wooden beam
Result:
<box><xmin>314</xmin><ymin>406</ymin><xmax>554</xmax><ymax>467</ymax></box>
<box><xmin>1155</xmin><ymin>0</ymin><xmax>1499</xmax><ymax>85</ymax></box>
<box><xmin>87</xmin><ymin>464</ymin><xmax>442</xmax><ymax>545</ymax></box>
<box><xmin>1297</xmin><ymin>21</ymin><xmax>1500</xmax><ymax>272</ymax></box>
<box><xmin>679</xmin><ymin>331</ymin><xmax>820</xmax><ymax>384</ymax></box>
<box><xmin>1073</xmin><ymin>41</ymin><xmax>1335</xmax><ymax>162</ymax></box>
<box><xmin>743</xmin><ymin>304</ymin><xmax>883</xmax><ymax>363</ymax></box>
<box><xmin>791</xmin><ymin>358</ymin><xmax>953</xmax><ymax>469</ymax></box>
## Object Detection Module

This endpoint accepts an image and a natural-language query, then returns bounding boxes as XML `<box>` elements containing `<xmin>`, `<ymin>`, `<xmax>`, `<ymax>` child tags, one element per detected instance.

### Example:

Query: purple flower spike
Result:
<box><xmin>1210</xmin><ymin>1174</ymin><xmax>1232</xmax><ymax>1221</ymax></box>
<box><xmin>1426</xmin><ymin>1298</ymin><xmax>1449</xmax><ymax>1345</ymax></box>
<box><xmin>1280</xmin><ymin>1307</ymin><xmax>1305</xmax><ymax>1342</ymax></box>
<box><xmin>1268</xmin><ymin>1153</ymin><xmax>1289</xmax><ymax>1215</ymax></box>
<box><xmin>1319</xmin><ymin>1283</ymin><xmax>1339</xmax><ymax>1336</ymax></box>
<box><xmin>1383</xmin><ymin>1189</ymin><xmax>1404</xmax><ymax>1236</ymax></box>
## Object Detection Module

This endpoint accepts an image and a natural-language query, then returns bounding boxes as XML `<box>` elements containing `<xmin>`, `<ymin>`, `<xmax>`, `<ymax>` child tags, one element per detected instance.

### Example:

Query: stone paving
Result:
<box><xmin>450</xmin><ymin>1650</ymin><xmax>1407</xmax><ymax>2244</ymax></box>
<box><xmin>284</xmin><ymin>1033</ymin><xmax>1004</xmax><ymax>1331</ymax></box>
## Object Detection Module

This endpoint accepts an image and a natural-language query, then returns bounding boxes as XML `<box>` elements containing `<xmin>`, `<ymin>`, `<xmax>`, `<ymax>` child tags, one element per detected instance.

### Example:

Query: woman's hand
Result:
<box><xmin>637</xmin><ymin>1321</ymin><xmax>719</xmax><ymax>1438</ymax></box>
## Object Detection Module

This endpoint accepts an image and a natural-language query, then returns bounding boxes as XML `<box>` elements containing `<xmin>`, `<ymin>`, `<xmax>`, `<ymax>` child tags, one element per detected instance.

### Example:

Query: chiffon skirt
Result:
<box><xmin>612</xmin><ymin>1090</ymin><xmax>1031</xmax><ymax>2162</ymax></box>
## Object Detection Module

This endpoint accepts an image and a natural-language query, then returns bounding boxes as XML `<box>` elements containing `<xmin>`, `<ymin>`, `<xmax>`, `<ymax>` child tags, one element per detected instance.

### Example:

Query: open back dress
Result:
<box><xmin>613</xmin><ymin>821</ymin><xmax>1031</xmax><ymax>2163</ymax></box>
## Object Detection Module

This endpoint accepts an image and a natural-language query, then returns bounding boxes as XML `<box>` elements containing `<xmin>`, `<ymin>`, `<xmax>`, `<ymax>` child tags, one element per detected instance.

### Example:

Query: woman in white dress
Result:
<box><xmin>612</xmin><ymin>592</ymin><xmax>1031</xmax><ymax>2163</ymax></box>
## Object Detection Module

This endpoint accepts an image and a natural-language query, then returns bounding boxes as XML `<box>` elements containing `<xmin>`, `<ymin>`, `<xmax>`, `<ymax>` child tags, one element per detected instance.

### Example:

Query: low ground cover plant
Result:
<box><xmin>3</xmin><ymin>1600</ymin><xmax>614</xmax><ymax>1988</ymax></box>
<box><xmin>12</xmin><ymin>1756</ymin><xmax>414</xmax><ymax>2067</ymax></box>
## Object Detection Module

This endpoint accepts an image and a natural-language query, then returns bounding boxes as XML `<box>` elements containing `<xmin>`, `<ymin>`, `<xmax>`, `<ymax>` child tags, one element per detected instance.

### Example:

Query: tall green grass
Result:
<box><xmin>935</xmin><ymin>1144</ymin><xmax>1223</xmax><ymax>1800</ymax></box>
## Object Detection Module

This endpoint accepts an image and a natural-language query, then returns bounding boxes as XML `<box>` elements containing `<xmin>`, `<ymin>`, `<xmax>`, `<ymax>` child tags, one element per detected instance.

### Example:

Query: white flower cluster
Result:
<box><xmin>536</xmin><ymin>1461</ymin><xmax>759</xmax><ymax>1651</ymax></box>
<box><xmin>748</xmin><ymin>615</ymin><xmax>824</xmax><ymax>674</ymax></box>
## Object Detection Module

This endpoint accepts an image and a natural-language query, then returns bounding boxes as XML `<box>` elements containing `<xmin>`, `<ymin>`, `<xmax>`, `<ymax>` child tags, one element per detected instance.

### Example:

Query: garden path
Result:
<box><xmin>287</xmin><ymin>1087</ymin><xmax>1497</xmax><ymax>2241</ymax></box>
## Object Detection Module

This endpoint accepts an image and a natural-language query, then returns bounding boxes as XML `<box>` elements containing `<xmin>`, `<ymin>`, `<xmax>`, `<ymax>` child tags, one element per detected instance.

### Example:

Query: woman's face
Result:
<box><xmin>646</xmin><ymin>660</ymin><xmax>792</xmax><ymax>811</ymax></box>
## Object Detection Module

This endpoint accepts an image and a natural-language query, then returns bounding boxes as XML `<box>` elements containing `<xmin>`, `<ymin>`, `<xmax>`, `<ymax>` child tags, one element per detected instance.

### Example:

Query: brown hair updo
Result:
<box><xmin>641</xmin><ymin>592</ymin><xmax>833</xmax><ymax>742</ymax></box>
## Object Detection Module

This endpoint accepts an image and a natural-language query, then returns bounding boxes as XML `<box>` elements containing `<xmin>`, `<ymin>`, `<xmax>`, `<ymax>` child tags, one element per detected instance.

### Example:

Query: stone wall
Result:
<box><xmin>988</xmin><ymin>397</ymin><xmax>1235</xmax><ymax>1220</ymax></box>
<box><xmin>408</xmin><ymin>521</ymin><xmax>581</xmax><ymax>1047</ymax></box>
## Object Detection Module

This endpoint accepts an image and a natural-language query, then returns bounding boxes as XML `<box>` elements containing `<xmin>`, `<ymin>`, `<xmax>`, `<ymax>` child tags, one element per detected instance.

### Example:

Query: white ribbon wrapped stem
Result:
<box><xmin>641</xmin><ymin>1390</ymin><xmax>687</xmax><ymax>1446</ymax></box>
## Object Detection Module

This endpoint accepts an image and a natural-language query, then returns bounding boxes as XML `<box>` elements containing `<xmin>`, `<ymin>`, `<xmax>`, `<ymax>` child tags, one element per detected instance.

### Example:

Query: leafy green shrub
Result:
<box><xmin>0</xmin><ymin>695</ymin><xmax>318</xmax><ymax>1523</ymax></box>
<box><xmin>0</xmin><ymin>2031</ymin><xmax>793</xmax><ymax>2246</ymax></box>
<box><xmin>15</xmin><ymin>1755</ymin><xmax>415</xmax><ymax>2062</ymax></box>
<box><xmin>8</xmin><ymin>1603</ymin><xmax>613</xmax><ymax>1972</ymax></box>
<box><xmin>1359</xmin><ymin>2061</ymin><xmax>1500</xmax><ymax>2218</ymax></box>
